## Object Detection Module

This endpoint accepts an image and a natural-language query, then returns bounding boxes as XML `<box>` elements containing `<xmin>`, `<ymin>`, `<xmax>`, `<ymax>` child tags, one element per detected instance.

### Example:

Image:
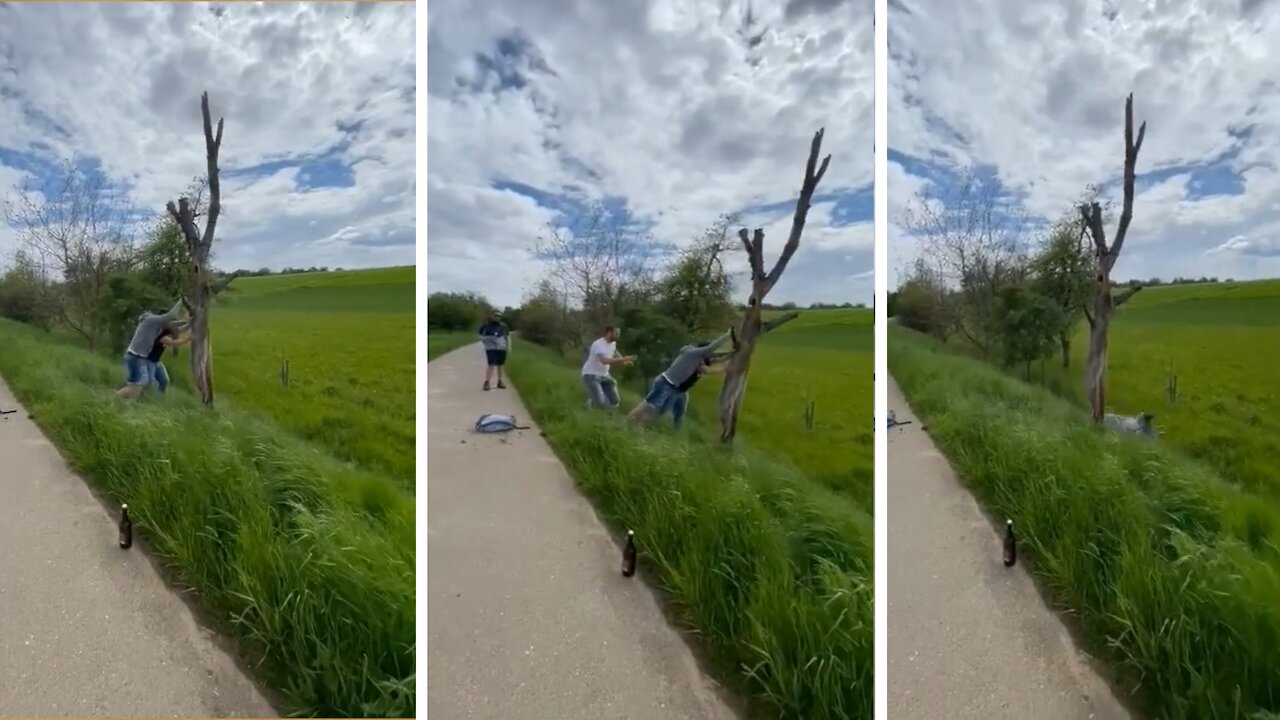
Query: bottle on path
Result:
<box><xmin>1003</xmin><ymin>519</ymin><xmax>1016</xmax><ymax>567</ymax></box>
<box><xmin>622</xmin><ymin>530</ymin><xmax>637</xmax><ymax>577</ymax></box>
<box><xmin>119</xmin><ymin>504</ymin><xmax>133</xmax><ymax>550</ymax></box>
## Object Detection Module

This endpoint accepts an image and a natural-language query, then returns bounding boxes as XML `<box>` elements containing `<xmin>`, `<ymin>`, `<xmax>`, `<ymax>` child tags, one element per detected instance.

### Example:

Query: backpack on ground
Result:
<box><xmin>473</xmin><ymin>413</ymin><xmax>530</xmax><ymax>433</ymax></box>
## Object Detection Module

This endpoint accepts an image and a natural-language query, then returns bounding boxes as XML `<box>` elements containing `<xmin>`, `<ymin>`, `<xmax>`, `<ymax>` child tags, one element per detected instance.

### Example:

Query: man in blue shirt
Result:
<box><xmin>477</xmin><ymin>310</ymin><xmax>510</xmax><ymax>391</ymax></box>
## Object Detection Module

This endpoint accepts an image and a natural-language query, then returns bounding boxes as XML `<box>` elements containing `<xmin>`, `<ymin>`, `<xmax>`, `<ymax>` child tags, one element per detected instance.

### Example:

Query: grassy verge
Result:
<box><xmin>0</xmin><ymin>319</ymin><xmax>415</xmax><ymax>717</ymax></box>
<box><xmin>505</xmin><ymin>342</ymin><xmax>873</xmax><ymax>720</ymax></box>
<box><xmin>891</xmin><ymin>326</ymin><xmax>1280</xmax><ymax>720</ymax></box>
<box><xmin>427</xmin><ymin>330</ymin><xmax>474</xmax><ymax>360</ymax></box>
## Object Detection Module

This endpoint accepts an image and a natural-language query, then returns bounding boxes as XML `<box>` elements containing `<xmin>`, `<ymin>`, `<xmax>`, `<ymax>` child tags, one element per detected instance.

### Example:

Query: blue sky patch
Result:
<box><xmin>494</xmin><ymin>179</ymin><xmax>674</xmax><ymax>261</ymax></box>
<box><xmin>224</xmin><ymin>143</ymin><xmax>357</xmax><ymax>191</ymax></box>
<box><xmin>739</xmin><ymin>184</ymin><xmax>873</xmax><ymax>228</ymax></box>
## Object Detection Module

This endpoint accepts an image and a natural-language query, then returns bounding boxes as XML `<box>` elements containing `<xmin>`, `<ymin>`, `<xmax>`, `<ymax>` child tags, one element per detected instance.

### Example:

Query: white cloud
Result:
<box><xmin>890</xmin><ymin>0</ymin><xmax>1280</xmax><ymax>286</ymax></box>
<box><xmin>0</xmin><ymin>2</ymin><xmax>415</xmax><ymax>272</ymax></box>
<box><xmin>427</xmin><ymin>0</ymin><xmax>874</xmax><ymax>307</ymax></box>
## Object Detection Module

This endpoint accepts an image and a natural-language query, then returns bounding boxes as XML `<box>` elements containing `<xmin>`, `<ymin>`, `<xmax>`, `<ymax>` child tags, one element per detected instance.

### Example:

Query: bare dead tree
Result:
<box><xmin>1079</xmin><ymin>93</ymin><xmax>1146</xmax><ymax>423</ymax></box>
<box><xmin>900</xmin><ymin>170</ymin><xmax>1028</xmax><ymax>357</ymax></box>
<box><xmin>3</xmin><ymin>160</ymin><xmax>136</xmax><ymax>349</ymax></box>
<box><xmin>717</xmin><ymin>129</ymin><xmax>830</xmax><ymax>444</ymax></box>
<box><xmin>166</xmin><ymin>92</ymin><xmax>224</xmax><ymax>407</ymax></box>
<box><xmin>534</xmin><ymin>201</ymin><xmax>659</xmax><ymax>328</ymax></box>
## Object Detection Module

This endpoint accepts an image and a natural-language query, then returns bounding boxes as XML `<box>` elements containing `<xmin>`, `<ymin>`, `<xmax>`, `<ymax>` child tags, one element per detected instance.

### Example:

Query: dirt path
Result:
<box><xmin>0</xmin><ymin>375</ymin><xmax>275</xmax><ymax>718</ymax></box>
<box><xmin>887</xmin><ymin>375</ymin><xmax>1130</xmax><ymax>720</ymax></box>
<box><xmin>427</xmin><ymin>343</ymin><xmax>739</xmax><ymax>720</ymax></box>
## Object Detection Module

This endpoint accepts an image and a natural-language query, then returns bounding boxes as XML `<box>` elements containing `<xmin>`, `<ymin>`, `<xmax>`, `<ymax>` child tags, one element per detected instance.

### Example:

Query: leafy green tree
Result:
<box><xmin>656</xmin><ymin>218</ymin><xmax>736</xmax><ymax>335</ymax></box>
<box><xmin>100</xmin><ymin>273</ymin><xmax>171</xmax><ymax>352</ymax></box>
<box><xmin>427</xmin><ymin>291</ymin><xmax>490</xmax><ymax>331</ymax></box>
<box><xmin>0</xmin><ymin>258</ymin><xmax>53</xmax><ymax>330</ymax></box>
<box><xmin>996</xmin><ymin>285</ymin><xmax>1064</xmax><ymax>380</ymax></box>
<box><xmin>1029</xmin><ymin>218</ymin><xmax>1093</xmax><ymax>368</ymax></box>
<box><xmin>137</xmin><ymin>218</ymin><xmax>193</xmax><ymax>301</ymax></box>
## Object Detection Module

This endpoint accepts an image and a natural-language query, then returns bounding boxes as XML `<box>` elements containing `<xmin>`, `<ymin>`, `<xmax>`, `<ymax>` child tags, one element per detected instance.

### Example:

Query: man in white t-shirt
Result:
<box><xmin>580</xmin><ymin>324</ymin><xmax>636</xmax><ymax>408</ymax></box>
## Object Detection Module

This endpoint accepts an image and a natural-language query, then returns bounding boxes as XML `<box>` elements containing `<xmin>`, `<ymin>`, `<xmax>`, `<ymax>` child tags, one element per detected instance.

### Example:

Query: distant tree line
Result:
<box><xmin>429</xmin><ymin>206</ymin><xmax>853</xmax><ymax>387</ymax></box>
<box><xmin>0</xmin><ymin>162</ymin><xmax>223</xmax><ymax>353</ymax></box>
<box><xmin>888</xmin><ymin>176</ymin><xmax>1111</xmax><ymax>381</ymax></box>
<box><xmin>0</xmin><ymin>160</ymin><xmax>354</xmax><ymax>354</ymax></box>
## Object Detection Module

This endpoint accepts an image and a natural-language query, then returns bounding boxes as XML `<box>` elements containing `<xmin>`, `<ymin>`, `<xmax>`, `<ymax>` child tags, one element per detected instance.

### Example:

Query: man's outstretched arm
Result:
<box><xmin>694</xmin><ymin>329</ymin><xmax>735</xmax><ymax>358</ymax></box>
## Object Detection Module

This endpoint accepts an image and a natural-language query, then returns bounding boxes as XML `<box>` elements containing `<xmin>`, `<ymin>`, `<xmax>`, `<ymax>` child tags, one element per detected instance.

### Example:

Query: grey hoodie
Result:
<box><xmin>126</xmin><ymin>301</ymin><xmax>184</xmax><ymax>357</ymax></box>
<box><xmin>659</xmin><ymin>330</ymin><xmax>733</xmax><ymax>387</ymax></box>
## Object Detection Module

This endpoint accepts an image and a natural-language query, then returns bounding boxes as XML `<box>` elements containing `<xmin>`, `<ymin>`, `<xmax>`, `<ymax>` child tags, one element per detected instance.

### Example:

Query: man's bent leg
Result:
<box><xmin>671</xmin><ymin>392</ymin><xmax>689</xmax><ymax>428</ymax></box>
<box><xmin>600</xmin><ymin>377</ymin><xmax>620</xmax><ymax>408</ymax></box>
<box><xmin>582</xmin><ymin>375</ymin><xmax>606</xmax><ymax>408</ymax></box>
<box><xmin>118</xmin><ymin>354</ymin><xmax>148</xmax><ymax>400</ymax></box>
<box><xmin>154</xmin><ymin>362</ymin><xmax>171</xmax><ymax>394</ymax></box>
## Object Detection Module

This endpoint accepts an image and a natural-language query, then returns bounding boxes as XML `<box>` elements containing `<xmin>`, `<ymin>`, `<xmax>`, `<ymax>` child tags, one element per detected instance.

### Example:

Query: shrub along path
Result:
<box><xmin>887</xmin><ymin>375</ymin><xmax>1128</xmax><ymax>720</ymax></box>
<box><xmin>426</xmin><ymin>343</ymin><xmax>738</xmax><ymax>720</ymax></box>
<box><xmin>0</xmin><ymin>373</ymin><xmax>275</xmax><ymax>718</ymax></box>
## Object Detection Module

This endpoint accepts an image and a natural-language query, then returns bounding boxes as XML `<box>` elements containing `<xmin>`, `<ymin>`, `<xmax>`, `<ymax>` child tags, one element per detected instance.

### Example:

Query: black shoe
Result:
<box><xmin>483</xmin><ymin>381</ymin><xmax>491</xmax><ymax>391</ymax></box>
<box><xmin>497</xmin><ymin>381</ymin><xmax>506</xmax><ymax>389</ymax></box>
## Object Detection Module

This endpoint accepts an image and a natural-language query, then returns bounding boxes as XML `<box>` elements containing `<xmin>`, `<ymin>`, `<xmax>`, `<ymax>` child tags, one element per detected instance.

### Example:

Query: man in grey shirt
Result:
<box><xmin>116</xmin><ymin>300</ymin><xmax>185</xmax><ymax>400</ymax></box>
<box><xmin>627</xmin><ymin>328</ymin><xmax>735</xmax><ymax>426</ymax></box>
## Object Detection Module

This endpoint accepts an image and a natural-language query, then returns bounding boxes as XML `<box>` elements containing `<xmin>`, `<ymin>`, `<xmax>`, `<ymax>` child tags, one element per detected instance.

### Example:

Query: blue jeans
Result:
<box><xmin>151</xmin><ymin>362</ymin><xmax>170</xmax><ymax>394</ymax></box>
<box><xmin>643</xmin><ymin>375</ymin><xmax>689</xmax><ymax>428</ymax></box>
<box><xmin>123</xmin><ymin>352</ymin><xmax>151</xmax><ymax>385</ymax></box>
<box><xmin>582</xmin><ymin>374</ymin><xmax>620</xmax><ymax>408</ymax></box>
<box><xmin>669</xmin><ymin>391</ymin><xmax>689</xmax><ymax>428</ymax></box>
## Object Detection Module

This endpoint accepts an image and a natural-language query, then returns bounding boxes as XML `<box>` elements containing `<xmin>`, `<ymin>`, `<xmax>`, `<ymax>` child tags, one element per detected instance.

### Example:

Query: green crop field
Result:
<box><xmin>687</xmin><ymin>308</ymin><xmax>874</xmax><ymax>508</ymax></box>
<box><xmin>427</xmin><ymin>330</ymin><xmax>474</xmax><ymax>360</ymax></box>
<box><xmin>0</xmin><ymin>266</ymin><xmax>417</xmax><ymax>717</ymax></box>
<box><xmin>465</xmin><ymin>306</ymin><xmax>874</xmax><ymax>719</ymax></box>
<box><xmin>1029</xmin><ymin>279</ymin><xmax>1280</xmax><ymax>499</ymax></box>
<box><xmin>166</xmin><ymin>266</ymin><xmax>416</xmax><ymax>484</ymax></box>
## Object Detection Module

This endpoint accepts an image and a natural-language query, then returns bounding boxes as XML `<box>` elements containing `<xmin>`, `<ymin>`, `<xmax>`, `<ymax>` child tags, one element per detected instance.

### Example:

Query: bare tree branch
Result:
<box><xmin>1112</xmin><ymin>285</ymin><xmax>1142</xmax><ymax>307</ymax></box>
<box><xmin>761</xmin><ymin>310</ymin><xmax>801</xmax><ymax>333</ymax></box>
<box><xmin>1109</xmin><ymin>93</ymin><xmax>1145</xmax><ymax>267</ymax></box>
<box><xmin>762</xmin><ymin>128</ymin><xmax>829</xmax><ymax>296</ymax></box>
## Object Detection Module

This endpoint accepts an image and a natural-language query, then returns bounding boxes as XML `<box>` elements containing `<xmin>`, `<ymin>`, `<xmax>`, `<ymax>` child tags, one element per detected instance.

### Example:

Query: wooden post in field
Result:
<box><xmin>167</xmin><ymin>92</ymin><xmax>224</xmax><ymax>408</ymax></box>
<box><xmin>1079</xmin><ymin>94</ymin><xmax>1145</xmax><ymax>423</ymax></box>
<box><xmin>717</xmin><ymin>129</ymin><xmax>830</xmax><ymax>444</ymax></box>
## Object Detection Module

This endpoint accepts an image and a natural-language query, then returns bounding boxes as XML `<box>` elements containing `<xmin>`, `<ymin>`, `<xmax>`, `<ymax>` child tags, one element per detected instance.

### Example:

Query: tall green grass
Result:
<box><xmin>505</xmin><ymin>342</ymin><xmax>873</xmax><ymax>720</ymax></box>
<box><xmin>891</xmin><ymin>326</ymin><xmax>1280</xmax><ymax>719</ymax></box>
<box><xmin>0</xmin><ymin>319</ymin><xmax>415</xmax><ymax>717</ymax></box>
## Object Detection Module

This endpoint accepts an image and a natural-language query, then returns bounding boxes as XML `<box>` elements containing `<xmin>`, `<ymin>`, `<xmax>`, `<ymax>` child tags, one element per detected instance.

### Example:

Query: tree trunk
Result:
<box><xmin>718</xmin><ymin>310</ymin><xmax>761</xmax><ymax>443</ymax></box>
<box><xmin>1060</xmin><ymin>334</ymin><xmax>1070</xmax><ymax>368</ymax></box>
<box><xmin>715</xmin><ymin>129</ymin><xmax>829</xmax><ymax>444</ymax></box>
<box><xmin>187</xmin><ymin>271</ymin><xmax>215</xmax><ymax>406</ymax></box>
<box><xmin>1084</xmin><ymin>316</ymin><xmax>1108</xmax><ymax>421</ymax></box>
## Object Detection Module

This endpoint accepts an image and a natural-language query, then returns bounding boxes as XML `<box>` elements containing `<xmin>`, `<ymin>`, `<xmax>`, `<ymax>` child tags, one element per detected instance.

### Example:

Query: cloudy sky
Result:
<box><xmin>427</xmin><ymin>0</ymin><xmax>873</xmax><ymax>308</ymax></box>
<box><xmin>0</xmin><ymin>2</ymin><xmax>414</xmax><ymax>273</ymax></box>
<box><xmin>890</xmin><ymin>0</ymin><xmax>1280</xmax><ymax>288</ymax></box>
